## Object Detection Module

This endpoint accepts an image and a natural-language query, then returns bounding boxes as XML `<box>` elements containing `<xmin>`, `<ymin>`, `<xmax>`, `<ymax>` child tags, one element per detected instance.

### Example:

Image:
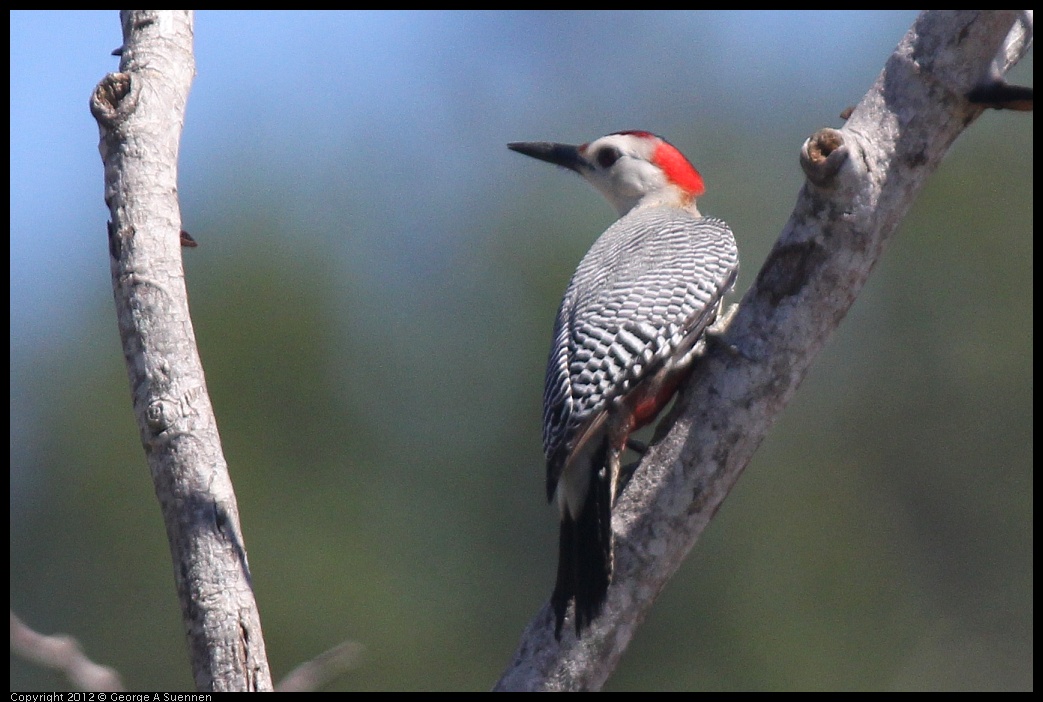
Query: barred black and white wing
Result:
<box><xmin>542</xmin><ymin>207</ymin><xmax>738</xmax><ymax>502</ymax></box>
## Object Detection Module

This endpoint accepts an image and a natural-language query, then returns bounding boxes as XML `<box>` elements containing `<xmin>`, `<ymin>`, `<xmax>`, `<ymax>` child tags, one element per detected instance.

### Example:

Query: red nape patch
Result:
<box><xmin>652</xmin><ymin>140</ymin><xmax>705</xmax><ymax>198</ymax></box>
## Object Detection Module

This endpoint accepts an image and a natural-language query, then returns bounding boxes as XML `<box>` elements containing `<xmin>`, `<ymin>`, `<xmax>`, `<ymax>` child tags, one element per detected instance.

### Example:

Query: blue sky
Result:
<box><xmin>10</xmin><ymin>10</ymin><xmax>923</xmax><ymax>351</ymax></box>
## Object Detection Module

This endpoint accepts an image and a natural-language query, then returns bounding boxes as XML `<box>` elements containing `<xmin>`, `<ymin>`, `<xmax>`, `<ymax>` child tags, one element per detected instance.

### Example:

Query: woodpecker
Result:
<box><xmin>509</xmin><ymin>131</ymin><xmax>739</xmax><ymax>638</ymax></box>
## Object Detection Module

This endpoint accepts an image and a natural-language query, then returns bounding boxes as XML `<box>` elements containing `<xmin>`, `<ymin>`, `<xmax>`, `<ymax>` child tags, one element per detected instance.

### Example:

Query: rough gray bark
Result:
<box><xmin>90</xmin><ymin>10</ymin><xmax>273</xmax><ymax>692</ymax></box>
<box><xmin>496</xmin><ymin>10</ymin><xmax>1032</xmax><ymax>691</ymax></box>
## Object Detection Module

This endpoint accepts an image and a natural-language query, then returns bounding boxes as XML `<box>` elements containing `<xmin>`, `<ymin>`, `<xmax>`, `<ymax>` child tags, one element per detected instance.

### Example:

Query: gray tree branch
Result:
<box><xmin>275</xmin><ymin>640</ymin><xmax>364</xmax><ymax>692</ymax></box>
<box><xmin>10</xmin><ymin>611</ymin><xmax>125</xmax><ymax>692</ymax></box>
<box><xmin>495</xmin><ymin>10</ymin><xmax>1032</xmax><ymax>691</ymax></box>
<box><xmin>90</xmin><ymin>10</ymin><xmax>272</xmax><ymax>692</ymax></box>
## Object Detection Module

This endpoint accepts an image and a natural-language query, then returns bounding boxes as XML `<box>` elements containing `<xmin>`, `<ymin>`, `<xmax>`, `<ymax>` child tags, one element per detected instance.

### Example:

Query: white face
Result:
<box><xmin>578</xmin><ymin>134</ymin><xmax>671</xmax><ymax>216</ymax></box>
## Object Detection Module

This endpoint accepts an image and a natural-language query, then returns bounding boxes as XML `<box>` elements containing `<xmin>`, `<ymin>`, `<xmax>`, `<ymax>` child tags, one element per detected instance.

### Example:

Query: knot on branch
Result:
<box><xmin>146</xmin><ymin>398</ymin><xmax>178</xmax><ymax>436</ymax></box>
<box><xmin>800</xmin><ymin>128</ymin><xmax>848</xmax><ymax>187</ymax></box>
<box><xmin>90</xmin><ymin>73</ymin><xmax>136</xmax><ymax>129</ymax></box>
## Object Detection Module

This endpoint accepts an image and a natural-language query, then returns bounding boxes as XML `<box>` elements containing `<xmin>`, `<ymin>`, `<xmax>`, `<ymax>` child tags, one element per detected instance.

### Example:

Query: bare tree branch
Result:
<box><xmin>10</xmin><ymin>611</ymin><xmax>125</xmax><ymax>692</ymax></box>
<box><xmin>90</xmin><ymin>10</ymin><xmax>272</xmax><ymax>692</ymax></box>
<box><xmin>496</xmin><ymin>10</ymin><xmax>1032</xmax><ymax>691</ymax></box>
<box><xmin>276</xmin><ymin>640</ymin><xmax>364</xmax><ymax>692</ymax></box>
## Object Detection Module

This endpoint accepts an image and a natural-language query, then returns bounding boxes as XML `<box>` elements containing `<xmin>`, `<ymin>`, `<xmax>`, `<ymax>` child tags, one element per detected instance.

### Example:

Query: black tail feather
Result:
<box><xmin>552</xmin><ymin>438</ymin><xmax>613</xmax><ymax>639</ymax></box>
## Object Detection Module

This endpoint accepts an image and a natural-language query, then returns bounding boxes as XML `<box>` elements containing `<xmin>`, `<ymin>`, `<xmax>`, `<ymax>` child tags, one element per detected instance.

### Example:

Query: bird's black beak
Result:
<box><xmin>508</xmin><ymin>141</ymin><xmax>589</xmax><ymax>174</ymax></box>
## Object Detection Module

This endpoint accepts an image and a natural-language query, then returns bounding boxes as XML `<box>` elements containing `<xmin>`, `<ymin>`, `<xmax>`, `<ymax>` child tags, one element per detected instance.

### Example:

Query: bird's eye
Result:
<box><xmin>596</xmin><ymin>147</ymin><xmax>621</xmax><ymax>169</ymax></box>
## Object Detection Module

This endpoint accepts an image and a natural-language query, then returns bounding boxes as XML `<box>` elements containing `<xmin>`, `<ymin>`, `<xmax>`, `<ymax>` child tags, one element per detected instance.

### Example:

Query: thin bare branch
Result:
<box><xmin>10</xmin><ymin>611</ymin><xmax>125</xmax><ymax>692</ymax></box>
<box><xmin>90</xmin><ymin>10</ymin><xmax>272</xmax><ymax>691</ymax></box>
<box><xmin>276</xmin><ymin>641</ymin><xmax>364</xmax><ymax>692</ymax></box>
